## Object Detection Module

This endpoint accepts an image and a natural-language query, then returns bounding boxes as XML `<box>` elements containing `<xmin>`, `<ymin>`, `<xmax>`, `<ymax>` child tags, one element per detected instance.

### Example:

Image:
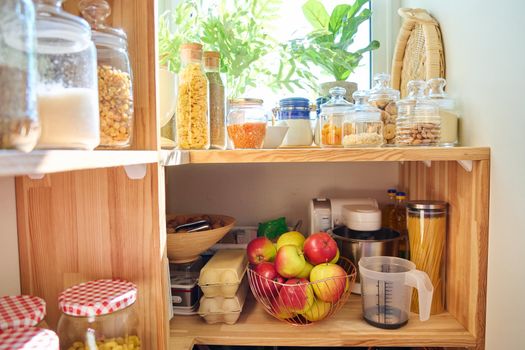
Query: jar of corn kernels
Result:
<box><xmin>57</xmin><ymin>279</ymin><xmax>141</xmax><ymax>350</ymax></box>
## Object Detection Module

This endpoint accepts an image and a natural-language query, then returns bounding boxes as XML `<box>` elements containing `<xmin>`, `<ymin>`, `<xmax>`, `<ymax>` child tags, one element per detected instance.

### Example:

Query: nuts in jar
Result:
<box><xmin>368</xmin><ymin>73</ymin><xmax>400</xmax><ymax>145</ymax></box>
<box><xmin>397</xmin><ymin>122</ymin><xmax>440</xmax><ymax>145</ymax></box>
<box><xmin>67</xmin><ymin>335</ymin><xmax>141</xmax><ymax>350</ymax></box>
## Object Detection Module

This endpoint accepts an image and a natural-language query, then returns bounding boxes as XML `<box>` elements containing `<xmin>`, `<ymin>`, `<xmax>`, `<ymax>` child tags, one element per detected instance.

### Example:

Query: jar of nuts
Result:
<box><xmin>396</xmin><ymin>80</ymin><xmax>441</xmax><ymax>146</ymax></box>
<box><xmin>343</xmin><ymin>90</ymin><xmax>383</xmax><ymax>148</ymax></box>
<box><xmin>369</xmin><ymin>73</ymin><xmax>400</xmax><ymax>146</ymax></box>
<box><xmin>320</xmin><ymin>87</ymin><xmax>354</xmax><ymax>148</ymax></box>
<box><xmin>80</xmin><ymin>0</ymin><xmax>134</xmax><ymax>148</ymax></box>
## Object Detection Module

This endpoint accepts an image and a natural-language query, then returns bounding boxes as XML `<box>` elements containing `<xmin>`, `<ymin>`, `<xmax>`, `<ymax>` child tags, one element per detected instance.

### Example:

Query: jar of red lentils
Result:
<box><xmin>57</xmin><ymin>279</ymin><xmax>140</xmax><ymax>350</ymax></box>
<box><xmin>227</xmin><ymin>98</ymin><xmax>268</xmax><ymax>149</ymax></box>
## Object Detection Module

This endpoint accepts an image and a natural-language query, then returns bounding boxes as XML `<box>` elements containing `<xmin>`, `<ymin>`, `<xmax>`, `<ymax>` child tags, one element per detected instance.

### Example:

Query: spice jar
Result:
<box><xmin>0</xmin><ymin>295</ymin><xmax>46</xmax><ymax>331</ymax></box>
<box><xmin>406</xmin><ymin>201</ymin><xmax>447</xmax><ymax>315</ymax></box>
<box><xmin>204</xmin><ymin>51</ymin><xmax>226</xmax><ymax>150</ymax></box>
<box><xmin>34</xmin><ymin>0</ymin><xmax>100</xmax><ymax>150</ymax></box>
<box><xmin>343</xmin><ymin>90</ymin><xmax>383</xmax><ymax>147</ymax></box>
<box><xmin>176</xmin><ymin>43</ymin><xmax>210</xmax><ymax>150</ymax></box>
<box><xmin>227</xmin><ymin>99</ymin><xmax>267</xmax><ymax>149</ymax></box>
<box><xmin>320</xmin><ymin>87</ymin><xmax>353</xmax><ymax>147</ymax></box>
<box><xmin>369</xmin><ymin>73</ymin><xmax>400</xmax><ymax>145</ymax></box>
<box><xmin>0</xmin><ymin>327</ymin><xmax>59</xmax><ymax>350</ymax></box>
<box><xmin>278</xmin><ymin>97</ymin><xmax>313</xmax><ymax>146</ymax></box>
<box><xmin>427</xmin><ymin>78</ymin><xmax>459</xmax><ymax>147</ymax></box>
<box><xmin>0</xmin><ymin>0</ymin><xmax>40</xmax><ymax>152</ymax></box>
<box><xmin>57</xmin><ymin>279</ymin><xmax>140</xmax><ymax>350</ymax></box>
<box><xmin>396</xmin><ymin>80</ymin><xmax>441</xmax><ymax>146</ymax></box>
<box><xmin>79</xmin><ymin>0</ymin><xmax>134</xmax><ymax>148</ymax></box>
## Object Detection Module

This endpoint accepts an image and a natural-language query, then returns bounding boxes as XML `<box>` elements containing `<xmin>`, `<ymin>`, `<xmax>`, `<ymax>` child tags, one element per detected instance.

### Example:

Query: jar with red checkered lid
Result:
<box><xmin>0</xmin><ymin>295</ymin><xmax>46</xmax><ymax>331</ymax></box>
<box><xmin>0</xmin><ymin>327</ymin><xmax>59</xmax><ymax>350</ymax></box>
<box><xmin>57</xmin><ymin>279</ymin><xmax>140</xmax><ymax>350</ymax></box>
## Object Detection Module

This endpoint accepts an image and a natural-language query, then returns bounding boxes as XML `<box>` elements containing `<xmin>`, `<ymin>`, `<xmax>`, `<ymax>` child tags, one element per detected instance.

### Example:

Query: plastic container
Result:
<box><xmin>204</xmin><ymin>51</ymin><xmax>226</xmax><ymax>150</ymax></box>
<box><xmin>343</xmin><ymin>90</ymin><xmax>383</xmax><ymax>147</ymax></box>
<box><xmin>0</xmin><ymin>295</ymin><xmax>46</xmax><ymax>331</ymax></box>
<box><xmin>342</xmin><ymin>204</ymin><xmax>382</xmax><ymax>231</ymax></box>
<box><xmin>176</xmin><ymin>43</ymin><xmax>209</xmax><ymax>150</ymax></box>
<box><xmin>57</xmin><ymin>279</ymin><xmax>140</xmax><ymax>350</ymax></box>
<box><xmin>278</xmin><ymin>97</ymin><xmax>313</xmax><ymax>146</ymax></box>
<box><xmin>427</xmin><ymin>78</ymin><xmax>459</xmax><ymax>146</ymax></box>
<box><xmin>0</xmin><ymin>0</ymin><xmax>40</xmax><ymax>152</ymax></box>
<box><xmin>359</xmin><ymin>256</ymin><xmax>433</xmax><ymax>329</ymax></box>
<box><xmin>320</xmin><ymin>87</ymin><xmax>353</xmax><ymax>147</ymax></box>
<box><xmin>198</xmin><ymin>277</ymin><xmax>248</xmax><ymax>325</ymax></box>
<box><xmin>79</xmin><ymin>0</ymin><xmax>134</xmax><ymax>148</ymax></box>
<box><xmin>34</xmin><ymin>0</ymin><xmax>100</xmax><ymax>150</ymax></box>
<box><xmin>199</xmin><ymin>249</ymin><xmax>248</xmax><ymax>297</ymax></box>
<box><xmin>0</xmin><ymin>327</ymin><xmax>59</xmax><ymax>350</ymax></box>
<box><xmin>227</xmin><ymin>98</ymin><xmax>267</xmax><ymax>149</ymax></box>
<box><xmin>369</xmin><ymin>73</ymin><xmax>400</xmax><ymax>146</ymax></box>
<box><xmin>396</xmin><ymin>80</ymin><xmax>441</xmax><ymax>146</ymax></box>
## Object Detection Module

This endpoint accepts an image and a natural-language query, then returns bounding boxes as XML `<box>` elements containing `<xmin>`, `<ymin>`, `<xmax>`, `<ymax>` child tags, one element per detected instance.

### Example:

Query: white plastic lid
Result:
<box><xmin>342</xmin><ymin>204</ymin><xmax>381</xmax><ymax>231</ymax></box>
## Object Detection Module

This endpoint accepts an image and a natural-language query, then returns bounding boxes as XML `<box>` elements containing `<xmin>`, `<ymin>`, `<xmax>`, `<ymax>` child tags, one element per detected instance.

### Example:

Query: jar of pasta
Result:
<box><xmin>343</xmin><ymin>90</ymin><xmax>383</xmax><ymax>147</ymax></box>
<box><xmin>319</xmin><ymin>87</ymin><xmax>354</xmax><ymax>147</ymax></box>
<box><xmin>176</xmin><ymin>43</ymin><xmax>210</xmax><ymax>150</ymax></box>
<box><xmin>369</xmin><ymin>73</ymin><xmax>400</xmax><ymax>145</ymax></box>
<box><xmin>227</xmin><ymin>98</ymin><xmax>267</xmax><ymax>149</ymax></box>
<box><xmin>406</xmin><ymin>201</ymin><xmax>447</xmax><ymax>315</ymax></box>
<box><xmin>57</xmin><ymin>279</ymin><xmax>141</xmax><ymax>350</ymax></box>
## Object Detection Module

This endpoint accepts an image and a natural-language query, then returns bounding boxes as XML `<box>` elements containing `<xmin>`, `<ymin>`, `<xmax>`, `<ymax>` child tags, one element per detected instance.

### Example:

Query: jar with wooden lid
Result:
<box><xmin>227</xmin><ymin>98</ymin><xmax>267</xmax><ymax>149</ymax></box>
<box><xmin>319</xmin><ymin>87</ymin><xmax>354</xmax><ymax>147</ymax></box>
<box><xmin>57</xmin><ymin>279</ymin><xmax>141</xmax><ymax>350</ymax></box>
<box><xmin>0</xmin><ymin>295</ymin><xmax>46</xmax><ymax>330</ymax></box>
<box><xmin>369</xmin><ymin>73</ymin><xmax>400</xmax><ymax>146</ymax></box>
<box><xmin>79</xmin><ymin>0</ymin><xmax>134</xmax><ymax>148</ymax></box>
<box><xmin>343</xmin><ymin>90</ymin><xmax>383</xmax><ymax>147</ymax></box>
<box><xmin>0</xmin><ymin>327</ymin><xmax>59</xmax><ymax>350</ymax></box>
<box><xmin>427</xmin><ymin>78</ymin><xmax>459</xmax><ymax>147</ymax></box>
<box><xmin>176</xmin><ymin>43</ymin><xmax>210</xmax><ymax>150</ymax></box>
<box><xmin>204</xmin><ymin>51</ymin><xmax>226</xmax><ymax>149</ymax></box>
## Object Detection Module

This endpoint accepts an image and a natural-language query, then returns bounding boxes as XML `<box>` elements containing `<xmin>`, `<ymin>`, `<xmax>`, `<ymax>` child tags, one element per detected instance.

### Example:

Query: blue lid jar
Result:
<box><xmin>279</xmin><ymin>97</ymin><xmax>310</xmax><ymax>120</ymax></box>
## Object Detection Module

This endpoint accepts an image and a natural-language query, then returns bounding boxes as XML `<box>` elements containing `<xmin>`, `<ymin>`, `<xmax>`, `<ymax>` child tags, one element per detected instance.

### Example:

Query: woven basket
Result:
<box><xmin>391</xmin><ymin>8</ymin><xmax>445</xmax><ymax>98</ymax></box>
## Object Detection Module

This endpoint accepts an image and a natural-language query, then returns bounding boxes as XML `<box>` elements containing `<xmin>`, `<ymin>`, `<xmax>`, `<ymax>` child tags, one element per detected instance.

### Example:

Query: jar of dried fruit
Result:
<box><xmin>343</xmin><ymin>90</ymin><xmax>383</xmax><ymax>147</ymax></box>
<box><xmin>319</xmin><ymin>87</ymin><xmax>354</xmax><ymax>148</ymax></box>
<box><xmin>79</xmin><ymin>0</ymin><xmax>134</xmax><ymax>148</ymax></box>
<box><xmin>369</xmin><ymin>73</ymin><xmax>400</xmax><ymax>146</ymax></box>
<box><xmin>176</xmin><ymin>43</ymin><xmax>210</xmax><ymax>150</ymax></box>
<box><xmin>227</xmin><ymin>99</ymin><xmax>267</xmax><ymax>149</ymax></box>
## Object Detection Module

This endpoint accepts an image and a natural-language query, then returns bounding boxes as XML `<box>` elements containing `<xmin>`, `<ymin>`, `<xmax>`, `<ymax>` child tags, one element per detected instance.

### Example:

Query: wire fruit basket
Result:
<box><xmin>247</xmin><ymin>258</ymin><xmax>357</xmax><ymax>325</ymax></box>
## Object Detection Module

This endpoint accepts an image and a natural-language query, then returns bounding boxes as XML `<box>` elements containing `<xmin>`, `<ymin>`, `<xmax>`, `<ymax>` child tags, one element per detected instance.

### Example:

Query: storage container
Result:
<box><xmin>278</xmin><ymin>97</ymin><xmax>313</xmax><ymax>146</ymax></box>
<box><xmin>0</xmin><ymin>0</ymin><xmax>40</xmax><ymax>152</ymax></box>
<box><xmin>369</xmin><ymin>73</ymin><xmax>400</xmax><ymax>145</ymax></box>
<box><xmin>171</xmin><ymin>275</ymin><xmax>200</xmax><ymax>313</ymax></box>
<box><xmin>199</xmin><ymin>249</ymin><xmax>248</xmax><ymax>297</ymax></box>
<box><xmin>227</xmin><ymin>99</ymin><xmax>267</xmax><ymax>149</ymax></box>
<box><xmin>57</xmin><ymin>279</ymin><xmax>140</xmax><ymax>350</ymax></box>
<box><xmin>34</xmin><ymin>0</ymin><xmax>100</xmax><ymax>150</ymax></box>
<box><xmin>0</xmin><ymin>327</ymin><xmax>59</xmax><ymax>350</ymax></box>
<box><xmin>198</xmin><ymin>277</ymin><xmax>248</xmax><ymax>325</ymax></box>
<box><xmin>343</xmin><ymin>90</ymin><xmax>383</xmax><ymax>147</ymax></box>
<box><xmin>313</xmin><ymin>96</ymin><xmax>329</xmax><ymax>146</ymax></box>
<box><xmin>427</xmin><ymin>77</ymin><xmax>459</xmax><ymax>147</ymax></box>
<box><xmin>204</xmin><ymin>51</ymin><xmax>226</xmax><ymax>150</ymax></box>
<box><xmin>0</xmin><ymin>295</ymin><xmax>46</xmax><ymax>330</ymax></box>
<box><xmin>319</xmin><ymin>87</ymin><xmax>353</xmax><ymax>147</ymax></box>
<box><xmin>79</xmin><ymin>0</ymin><xmax>134</xmax><ymax>148</ymax></box>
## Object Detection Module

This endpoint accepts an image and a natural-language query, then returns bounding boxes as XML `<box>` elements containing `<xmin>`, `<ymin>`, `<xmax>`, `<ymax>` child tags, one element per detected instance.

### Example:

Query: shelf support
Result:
<box><xmin>124</xmin><ymin>164</ymin><xmax>147</xmax><ymax>180</ymax></box>
<box><xmin>27</xmin><ymin>173</ymin><xmax>45</xmax><ymax>180</ymax></box>
<box><xmin>423</xmin><ymin>160</ymin><xmax>432</xmax><ymax>168</ymax></box>
<box><xmin>457</xmin><ymin>160</ymin><xmax>473</xmax><ymax>172</ymax></box>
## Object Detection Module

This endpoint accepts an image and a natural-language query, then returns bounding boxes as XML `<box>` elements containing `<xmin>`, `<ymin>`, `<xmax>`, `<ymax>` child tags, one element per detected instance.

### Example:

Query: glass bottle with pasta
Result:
<box><xmin>176</xmin><ymin>43</ymin><xmax>210</xmax><ymax>150</ymax></box>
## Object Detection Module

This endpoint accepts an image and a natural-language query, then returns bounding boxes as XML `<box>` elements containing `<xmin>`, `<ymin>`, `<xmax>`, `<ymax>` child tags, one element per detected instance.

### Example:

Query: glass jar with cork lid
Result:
<box><xmin>203</xmin><ymin>51</ymin><xmax>226</xmax><ymax>150</ymax></box>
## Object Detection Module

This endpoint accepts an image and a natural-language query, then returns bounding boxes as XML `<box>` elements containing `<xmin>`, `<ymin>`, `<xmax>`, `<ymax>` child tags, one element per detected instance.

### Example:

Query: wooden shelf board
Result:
<box><xmin>0</xmin><ymin>150</ymin><xmax>159</xmax><ymax>177</ymax></box>
<box><xmin>160</xmin><ymin>150</ymin><xmax>190</xmax><ymax>166</ymax></box>
<box><xmin>169</xmin><ymin>295</ymin><xmax>476</xmax><ymax>350</ymax></box>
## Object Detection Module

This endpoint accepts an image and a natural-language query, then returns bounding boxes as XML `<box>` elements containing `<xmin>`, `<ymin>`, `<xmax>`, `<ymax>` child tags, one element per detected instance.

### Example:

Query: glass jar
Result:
<box><xmin>34</xmin><ymin>0</ymin><xmax>100</xmax><ymax>150</ymax></box>
<box><xmin>0</xmin><ymin>327</ymin><xmax>59</xmax><ymax>349</ymax></box>
<box><xmin>396</xmin><ymin>80</ymin><xmax>441</xmax><ymax>146</ymax></box>
<box><xmin>176</xmin><ymin>43</ymin><xmax>209</xmax><ymax>150</ymax></box>
<box><xmin>79</xmin><ymin>0</ymin><xmax>134</xmax><ymax>148</ymax></box>
<box><xmin>278</xmin><ymin>97</ymin><xmax>313</xmax><ymax>146</ymax></box>
<box><xmin>204</xmin><ymin>51</ymin><xmax>226</xmax><ymax>150</ymax></box>
<box><xmin>0</xmin><ymin>295</ymin><xmax>46</xmax><ymax>331</ymax></box>
<box><xmin>313</xmin><ymin>96</ymin><xmax>328</xmax><ymax>146</ymax></box>
<box><xmin>320</xmin><ymin>87</ymin><xmax>353</xmax><ymax>147</ymax></box>
<box><xmin>369</xmin><ymin>73</ymin><xmax>400</xmax><ymax>146</ymax></box>
<box><xmin>427</xmin><ymin>78</ymin><xmax>459</xmax><ymax>147</ymax></box>
<box><xmin>57</xmin><ymin>279</ymin><xmax>140</xmax><ymax>350</ymax></box>
<box><xmin>406</xmin><ymin>201</ymin><xmax>447</xmax><ymax>315</ymax></box>
<box><xmin>343</xmin><ymin>90</ymin><xmax>383</xmax><ymax>147</ymax></box>
<box><xmin>0</xmin><ymin>0</ymin><xmax>40</xmax><ymax>152</ymax></box>
<box><xmin>227</xmin><ymin>98</ymin><xmax>267</xmax><ymax>149</ymax></box>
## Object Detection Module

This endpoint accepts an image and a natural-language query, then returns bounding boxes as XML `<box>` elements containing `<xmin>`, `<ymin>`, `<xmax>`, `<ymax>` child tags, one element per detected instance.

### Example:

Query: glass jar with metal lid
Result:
<box><xmin>0</xmin><ymin>295</ymin><xmax>46</xmax><ymax>330</ymax></box>
<box><xmin>278</xmin><ymin>97</ymin><xmax>313</xmax><ymax>146</ymax></box>
<box><xmin>319</xmin><ymin>87</ymin><xmax>354</xmax><ymax>147</ymax></box>
<box><xmin>369</xmin><ymin>73</ymin><xmax>400</xmax><ymax>146</ymax></box>
<box><xmin>79</xmin><ymin>0</ymin><xmax>134</xmax><ymax>148</ymax></box>
<box><xmin>0</xmin><ymin>327</ymin><xmax>59</xmax><ymax>349</ymax></box>
<box><xmin>427</xmin><ymin>78</ymin><xmax>459</xmax><ymax>147</ymax></box>
<box><xmin>343</xmin><ymin>90</ymin><xmax>383</xmax><ymax>147</ymax></box>
<box><xmin>227</xmin><ymin>98</ymin><xmax>267</xmax><ymax>149</ymax></box>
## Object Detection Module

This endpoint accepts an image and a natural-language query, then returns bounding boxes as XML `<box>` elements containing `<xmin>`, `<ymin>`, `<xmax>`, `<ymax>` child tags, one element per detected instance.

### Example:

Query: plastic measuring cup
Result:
<box><xmin>358</xmin><ymin>256</ymin><xmax>433</xmax><ymax>329</ymax></box>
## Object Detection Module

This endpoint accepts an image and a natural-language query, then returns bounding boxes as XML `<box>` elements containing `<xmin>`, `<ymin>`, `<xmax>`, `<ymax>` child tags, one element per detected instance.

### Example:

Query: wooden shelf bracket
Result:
<box><xmin>124</xmin><ymin>164</ymin><xmax>147</xmax><ymax>180</ymax></box>
<box><xmin>457</xmin><ymin>160</ymin><xmax>473</xmax><ymax>172</ymax></box>
<box><xmin>423</xmin><ymin>160</ymin><xmax>432</xmax><ymax>168</ymax></box>
<box><xmin>27</xmin><ymin>173</ymin><xmax>45</xmax><ymax>180</ymax></box>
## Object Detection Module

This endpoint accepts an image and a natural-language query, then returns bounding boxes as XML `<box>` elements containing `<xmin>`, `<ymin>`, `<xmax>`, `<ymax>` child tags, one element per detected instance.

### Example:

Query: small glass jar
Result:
<box><xmin>278</xmin><ymin>97</ymin><xmax>313</xmax><ymax>146</ymax></box>
<box><xmin>0</xmin><ymin>0</ymin><xmax>40</xmax><ymax>152</ymax></box>
<box><xmin>57</xmin><ymin>279</ymin><xmax>140</xmax><ymax>350</ymax></box>
<box><xmin>0</xmin><ymin>327</ymin><xmax>59</xmax><ymax>349</ymax></box>
<box><xmin>319</xmin><ymin>87</ymin><xmax>353</xmax><ymax>147</ymax></box>
<box><xmin>34</xmin><ymin>0</ymin><xmax>100</xmax><ymax>150</ymax></box>
<box><xmin>369</xmin><ymin>73</ymin><xmax>400</xmax><ymax>146</ymax></box>
<box><xmin>343</xmin><ymin>90</ymin><xmax>383</xmax><ymax>147</ymax></box>
<box><xmin>227</xmin><ymin>98</ymin><xmax>267</xmax><ymax>149</ymax></box>
<box><xmin>204</xmin><ymin>51</ymin><xmax>226</xmax><ymax>150</ymax></box>
<box><xmin>79</xmin><ymin>0</ymin><xmax>134</xmax><ymax>148</ymax></box>
<box><xmin>396</xmin><ymin>80</ymin><xmax>441</xmax><ymax>146</ymax></box>
<box><xmin>0</xmin><ymin>295</ymin><xmax>46</xmax><ymax>331</ymax></box>
<box><xmin>427</xmin><ymin>78</ymin><xmax>459</xmax><ymax>147</ymax></box>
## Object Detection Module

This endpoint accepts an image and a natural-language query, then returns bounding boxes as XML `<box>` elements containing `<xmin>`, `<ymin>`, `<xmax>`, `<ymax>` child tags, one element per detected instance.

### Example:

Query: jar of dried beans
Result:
<box><xmin>227</xmin><ymin>99</ymin><xmax>267</xmax><ymax>149</ymax></box>
<box><xmin>319</xmin><ymin>87</ymin><xmax>354</xmax><ymax>148</ymax></box>
<box><xmin>80</xmin><ymin>0</ymin><xmax>134</xmax><ymax>148</ymax></box>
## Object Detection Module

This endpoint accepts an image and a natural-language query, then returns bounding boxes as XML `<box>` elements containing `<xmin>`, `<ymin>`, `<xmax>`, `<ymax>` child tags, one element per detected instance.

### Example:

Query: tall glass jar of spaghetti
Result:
<box><xmin>406</xmin><ymin>201</ymin><xmax>447</xmax><ymax>315</ymax></box>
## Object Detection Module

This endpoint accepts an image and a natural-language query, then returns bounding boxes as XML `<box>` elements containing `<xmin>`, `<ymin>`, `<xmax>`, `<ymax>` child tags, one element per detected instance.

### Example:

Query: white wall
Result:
<box><xmin>401</xmin><ymin>0</ymin><xmax>525</xmax><ymax>348</ymax></box>
<box><xmin>0</xmin><ymin>177</ymin><xmax>21</xmax><ymax>295</ymax></box>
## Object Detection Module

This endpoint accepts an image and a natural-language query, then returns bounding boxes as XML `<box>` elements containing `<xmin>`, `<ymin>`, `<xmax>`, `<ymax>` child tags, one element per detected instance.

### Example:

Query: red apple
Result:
<box><xmin>278</xmin><ymin>278</ymin><xmax>314</xmax><ymax>313</ymax></box>
<box><xmin>303</xmin><ymin>232</ymin><xmax>338</xmax><ymax>265</ymax></box>
<box><xmin>247</xmin><ymin>237</ymin><xmax>277</xmax><ymax>265</ymax></box>
<box><xmin>274</xmin><ymin>245</ymin><xmax>306</xmax><ymax>278</ymax></box>
<box><xmin>309</xmin><ymin>263</ymin><xmax>347</xmax><ymax>302</ymax></box>
<box><xmin>253</xmin><ymin>262</ymin><xmax>285</xmax><ymax>298</ymax></box>
<box><xmin>270</xmin><ymin>298</ymin><xmax>295</xmax><ymax>320</ymax></box>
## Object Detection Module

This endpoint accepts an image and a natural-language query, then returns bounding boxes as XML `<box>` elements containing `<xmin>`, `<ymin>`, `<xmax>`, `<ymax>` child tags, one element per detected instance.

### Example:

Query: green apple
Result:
<box><xmin>274</xmin><ymin>245</ymin><xmax>306</xmax><ymax>278</ymax></box>
<box><xmin>296</xmin><ymin>261</ymin><xmax>314</xmax><ymax>279</ymax></box>
<box><xmin>310</xmin><ymin>263</ymin><xmax>347</xmax><ymax>302</ymax></box>
<box><xmin>276</xmin><ymin>231</ymin><xmax>306</xmax><ymax>250</ymax></box>
<box><xmin>301</xmin><ymin>298</ymin><xmax>332</xmax><ymax>322</ymax></box>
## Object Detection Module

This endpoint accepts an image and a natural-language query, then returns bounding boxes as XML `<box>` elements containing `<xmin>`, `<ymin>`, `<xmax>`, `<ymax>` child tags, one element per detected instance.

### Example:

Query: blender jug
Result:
<box><xmin>359</xmin><ymin>256</ymin><xmax>433</xmax><ymax>329</ymax></box>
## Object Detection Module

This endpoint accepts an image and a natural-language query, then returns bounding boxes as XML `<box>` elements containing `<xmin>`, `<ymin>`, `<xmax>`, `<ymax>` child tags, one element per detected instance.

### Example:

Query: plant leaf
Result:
<box><xmin>302</xmin><ymin>0</ymin><xmax>329</xmax><ymax>30</ymax></box>
<box><xmin>328</xmin><ymin>4</ymin><xmax>351</xmax><ymax>34</ymax></box>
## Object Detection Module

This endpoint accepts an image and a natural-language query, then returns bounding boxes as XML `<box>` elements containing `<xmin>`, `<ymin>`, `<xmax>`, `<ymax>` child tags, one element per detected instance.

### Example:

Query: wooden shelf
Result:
<box><xmin>0</xmin><ymin>150</ymin><xmax>159</xmax><ymax>177</ymax></box>
<box><xmin>169</xmin><ymin>295</ymin><xmax>476</xmax><ymax>350</ymax></box>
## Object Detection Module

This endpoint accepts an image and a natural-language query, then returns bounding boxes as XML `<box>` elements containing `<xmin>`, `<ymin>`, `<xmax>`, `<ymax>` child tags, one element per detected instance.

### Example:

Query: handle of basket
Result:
<box><xmin>398</xmin><ymin>8</ymin><xmax>438</xmax><ymax>25</ymax></box>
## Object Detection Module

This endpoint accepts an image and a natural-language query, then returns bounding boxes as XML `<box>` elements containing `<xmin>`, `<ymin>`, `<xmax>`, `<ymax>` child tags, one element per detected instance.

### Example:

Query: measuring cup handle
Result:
<box><xmin>405</xmin><ymin>269</ymin><xmax>434</xmax><ymax>321</ymax></box>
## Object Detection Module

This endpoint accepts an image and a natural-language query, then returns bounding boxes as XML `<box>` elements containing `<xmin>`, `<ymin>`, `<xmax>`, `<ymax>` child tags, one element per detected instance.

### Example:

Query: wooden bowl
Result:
<box><xmin>166</xmin><ymin>214</ymin><xmax>236</xmax><ymax>263</ymax></box>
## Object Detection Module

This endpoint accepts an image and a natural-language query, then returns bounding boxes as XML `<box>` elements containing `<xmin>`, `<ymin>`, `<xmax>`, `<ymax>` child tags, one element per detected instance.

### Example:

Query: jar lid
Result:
<box><xmin>203</xmin><ymin>51</ymin><xmax>220</xmax><ymax>70</ymax></box>
<box><xmin>320</xmin><ymin>87</ymin><xmax>354</xmax><ymax>115</ymax></box>
<box><xmin>58</xmin><ymin>279</ymin><xmax>137</xmax><ymax>317</ymax></box>
<box><xmin>229</xmin><ymin>98</ymin><xmax>264</xmax><ymax>106</ymax></box>
<box><xmin>369</xmin><ymin>73</ymin><xmax>400</xmax><ymax>101</ymax></box>
<box><xmin>427</xmin><ymin>77</ymin><xmax>456</xmax><ymax>110</ymax></box>
<box><xmin>0</xmin><ymin>296</ymin><xmax>46</xmax><ymax>331</ymax></box>
<box><xmin>351</xmin><ymin>90</ymin><xmax>381</xmax><ymax>121</ymax></box>
<box><xmin>407</xmin><ymin>200</ymin><xmax>448</xmax><ymax>210</ymax></box>
<box><xmin>279</xmin><ymin>97</ymin><xmax>310</xmax><ymax>108</ymax></box>
<box><xmin>0</xmin><ymin>327</ymin><xmax>59</xmax><ymax>350</ymax></box>
<box><xmin>397</xmin><ymin>80</ymin><xmax>439</xmax><ymax>116</ymax></box>
<box><xmin>342</xmin><ymin>205</ymin><xmax>382</xmax><ymax>231</ymax></box>
<box><xmin>79</xmin><ymin>0</ymin><xmax>128</xmax><ymax>48</ymax></box>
